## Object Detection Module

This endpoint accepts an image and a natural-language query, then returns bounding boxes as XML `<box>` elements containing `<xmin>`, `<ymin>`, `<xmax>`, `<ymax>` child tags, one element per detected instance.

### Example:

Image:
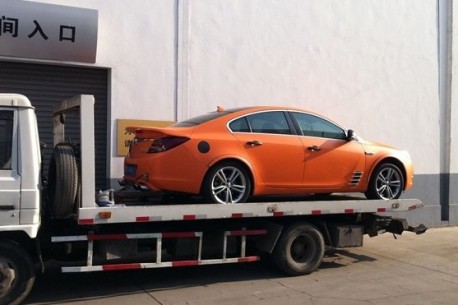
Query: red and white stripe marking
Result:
<box><xmin>77</xmin><ymin>199</ymin><xmax>424</xmax><ymax>225</ymax></box>
<box><xmin>52</xmin><ymin>231</ymin><xmax>202</xmax><ymax>243</ymax></box>
<box><xmin>54</xmin><ymin>228</ymin><xmax>266</xmax><ymax>273</ymax></box>
<box><xmin>61</xmin><ymin>256</ymin><xmax>261</xmax><ymax>273</ymax></box>
<box><xmin>78</xmin><ymin>208</ymin><xmax>369</xmax><ymax>225</ymax></box>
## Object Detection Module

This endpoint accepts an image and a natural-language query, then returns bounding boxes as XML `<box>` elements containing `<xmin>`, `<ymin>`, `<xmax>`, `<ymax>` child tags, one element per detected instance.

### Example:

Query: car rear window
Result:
<box><xmin>173</xmin><ymin>107</ymin><xmax>249</xmax><ymax>127</ymax></box>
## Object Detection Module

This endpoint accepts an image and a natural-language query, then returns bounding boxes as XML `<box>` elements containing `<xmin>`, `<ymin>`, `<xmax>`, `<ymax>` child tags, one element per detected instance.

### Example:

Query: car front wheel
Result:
<box><xmin>202</xmin><ymin>161</ymin><xmax>251</xmax><ymax>204</ymax></box>
<box><xmin>365</xmin><ymin>163</ymin><xmax>404</xmax><ymax>200</ymax></box>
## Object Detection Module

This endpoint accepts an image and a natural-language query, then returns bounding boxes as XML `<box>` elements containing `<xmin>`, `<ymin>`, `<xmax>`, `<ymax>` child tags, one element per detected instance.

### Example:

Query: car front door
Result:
<box><xmin>230</xmin><ymin>111</ymin><xmax>305</xmax><ymax>188</ymax></box>
<box><xmin>0</xmin><ymin>109</ymin><xmax>20</xmax><ymax>226</ymax></box>
<box><xmin>290</xmin><ymin>112</ymin><xmax>366</xmax><ymax>190</ymax></box>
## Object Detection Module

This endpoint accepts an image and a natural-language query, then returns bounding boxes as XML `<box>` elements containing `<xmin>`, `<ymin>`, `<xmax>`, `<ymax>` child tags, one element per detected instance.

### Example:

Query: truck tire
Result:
<box><xmin>47</xmin><ymin>143</ymin><xmax>79</xmax><ymax>218</ymax></box>
<box><xmin>273</xmin><ymin>222</ymin><xmax>325</xmax><ymax>276</ymax></box>
<box><xmin>0</xmin><ymin>240</ymin><xmax>35</xmax><ymax>305</ymax></box>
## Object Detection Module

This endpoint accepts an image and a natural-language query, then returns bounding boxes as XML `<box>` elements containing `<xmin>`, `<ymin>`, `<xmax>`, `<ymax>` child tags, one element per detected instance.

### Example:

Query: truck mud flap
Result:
<box><xmin>362</xmin><ymin>214</ymin><xmax>427</xmax><ymax>237</ymax></box>
<box><xmin>407</xmin><ymin>223</ymin><xmax>428</xmax><ymax>235</ymax></box>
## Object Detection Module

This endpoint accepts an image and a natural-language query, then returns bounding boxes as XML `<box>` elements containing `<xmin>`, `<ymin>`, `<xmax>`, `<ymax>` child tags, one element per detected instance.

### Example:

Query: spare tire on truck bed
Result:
<box><xmin>47</xmin><ymin>143</ymin><xmax>80</xmax><ymax>218</ymax></box>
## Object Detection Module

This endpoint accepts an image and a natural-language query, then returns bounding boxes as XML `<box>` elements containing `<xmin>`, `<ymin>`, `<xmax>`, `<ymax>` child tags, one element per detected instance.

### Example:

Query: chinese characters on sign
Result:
<box><xmin>0</xmin><ymin>1</ymin><xmax>98</xmax><ymax>63</ymax></box>
<box><xmin>0</xmin><ymin>16</ymin><xmax>18</xmax><ymax>37</ymax></box>
<box><xmin>0</xmin><ymin>17</ymin><xmax>76</xmax><ymax>42</ymax></box>
<box><xmin>60</xmin><ymin>26</ymin><xmax>76</xmax><ymax>42</ymax></box>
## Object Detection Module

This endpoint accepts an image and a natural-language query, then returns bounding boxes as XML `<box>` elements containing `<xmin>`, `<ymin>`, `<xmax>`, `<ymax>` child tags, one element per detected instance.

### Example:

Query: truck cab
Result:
<box><xmin>0</xmin><ymin>94</ymin><xmax>41</xmax><ymax>238</ymax></box>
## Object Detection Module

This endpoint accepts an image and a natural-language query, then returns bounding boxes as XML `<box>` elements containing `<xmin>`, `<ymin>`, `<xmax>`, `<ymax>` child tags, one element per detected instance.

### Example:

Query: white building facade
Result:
<box><xmin>0</xmin><ymin>0</ymin><xmax>456</xmax><ymax>227</ymax></box>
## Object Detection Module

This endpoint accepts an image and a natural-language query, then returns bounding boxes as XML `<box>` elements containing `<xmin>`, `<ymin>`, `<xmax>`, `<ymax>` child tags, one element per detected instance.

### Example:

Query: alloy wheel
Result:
<box><xmin>211</xmin><ymin>165</ymin><xmax>247</xmax><ymax>204</ymax></box>
<box><xmin>375</xmin><ymin>166</ymin><xmax>402</xmax><ymax>199</ymax></box>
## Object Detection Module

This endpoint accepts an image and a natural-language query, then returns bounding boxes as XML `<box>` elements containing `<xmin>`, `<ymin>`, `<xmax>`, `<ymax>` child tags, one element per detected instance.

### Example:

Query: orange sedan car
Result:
<box><xmin>123</xmin><ymin>106</ymin><xmax>413</xmax><ymax>204</ymax></box>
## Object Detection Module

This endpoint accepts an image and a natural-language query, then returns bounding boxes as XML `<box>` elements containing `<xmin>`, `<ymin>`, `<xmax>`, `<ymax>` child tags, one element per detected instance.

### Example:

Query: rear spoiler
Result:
<box><xmin>126</xmin><ymin>126</ymin><xmax>193</xmax><ymax>139</ymax></box>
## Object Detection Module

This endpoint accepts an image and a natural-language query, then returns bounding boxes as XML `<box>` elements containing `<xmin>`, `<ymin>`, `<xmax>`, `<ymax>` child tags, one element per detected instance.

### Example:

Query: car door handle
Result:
<box><xmin>307</xmin><ymin>145</ymin><xmax>321</xmax><ymax>152</ymax></box>
<box><xmin>247</xmin><ymin>140</ymin><xmax>263</xmax><ymax>147</ymax></box>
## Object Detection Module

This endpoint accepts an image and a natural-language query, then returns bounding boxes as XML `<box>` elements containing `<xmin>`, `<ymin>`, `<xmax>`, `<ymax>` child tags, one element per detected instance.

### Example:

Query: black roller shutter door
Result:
<box><xmin>0</xmin><ymin>61</ymin><xmax>108</xmax><ymax>189</ymax></box>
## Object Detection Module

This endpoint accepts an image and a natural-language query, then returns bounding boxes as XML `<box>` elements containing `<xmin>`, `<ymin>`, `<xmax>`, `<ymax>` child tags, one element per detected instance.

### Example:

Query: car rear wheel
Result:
<box><xmin>365</xmin><ymin>163</ymin><xmax>404</xmax><ymax>200</ymax></box>
<box><xmin>202</xmin><ymin>161</ymin><xmax>251</xmax><ymax>204</ymax></box>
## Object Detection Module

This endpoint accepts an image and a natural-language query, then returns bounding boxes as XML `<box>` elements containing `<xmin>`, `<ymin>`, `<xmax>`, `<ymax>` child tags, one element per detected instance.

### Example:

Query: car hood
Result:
<box><xmin>359</xmin><ymin>139</ymin><xmax>397</xmax><ymax>150</ymax></box>
<box><xmin>359</xmin><ymin>139</ymin><xmax>411</xmax><ymax>161</ymax></box>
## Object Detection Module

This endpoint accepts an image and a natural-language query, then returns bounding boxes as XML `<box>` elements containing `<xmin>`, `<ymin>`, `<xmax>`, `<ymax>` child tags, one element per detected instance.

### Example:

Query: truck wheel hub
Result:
<box><xmin>0</xmin><ymin>260</ymin><xmax>15</xmax><ymax>297</ymax></box>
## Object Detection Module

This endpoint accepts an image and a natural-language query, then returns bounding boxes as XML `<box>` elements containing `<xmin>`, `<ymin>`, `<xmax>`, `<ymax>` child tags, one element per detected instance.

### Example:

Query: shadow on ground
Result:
<box><xmin>25</xmin><ymin>248</ymin><xmax>377</xmax><ymax>304</ymax></box>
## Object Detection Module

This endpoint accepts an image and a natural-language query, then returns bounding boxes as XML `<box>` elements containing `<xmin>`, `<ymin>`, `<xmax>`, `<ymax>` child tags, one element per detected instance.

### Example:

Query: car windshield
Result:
<box><xmin>173</xmin><ymin>107</ymin><xmax>249</xmax><ymax>127</ymax></box>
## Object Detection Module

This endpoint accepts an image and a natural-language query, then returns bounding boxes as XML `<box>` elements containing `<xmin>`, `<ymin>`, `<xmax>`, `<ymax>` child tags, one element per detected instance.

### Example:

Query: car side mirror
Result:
<box><xmin>346</xmin><ymin>129</ymin><xmax>355</xmax><ymax>141</ymax></box>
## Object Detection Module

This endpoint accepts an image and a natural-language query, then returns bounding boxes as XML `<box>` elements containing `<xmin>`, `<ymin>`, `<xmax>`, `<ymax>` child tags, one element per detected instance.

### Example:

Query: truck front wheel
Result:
<box><xmin>273</xmin><ymin>223</ymin><xmax>325</xmax><ymax>276</ymax></box>
<box><xmin>0</xmin><ymin>240</ymin><xmax>35</xmax><ymax>305</ymax></box>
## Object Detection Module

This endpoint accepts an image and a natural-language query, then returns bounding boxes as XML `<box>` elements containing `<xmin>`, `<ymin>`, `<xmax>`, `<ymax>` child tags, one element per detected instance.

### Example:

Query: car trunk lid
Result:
<box><xmin>126</xmin><ymin>126</ymin><xmax>193</xmax><ymax>157</ymax></box>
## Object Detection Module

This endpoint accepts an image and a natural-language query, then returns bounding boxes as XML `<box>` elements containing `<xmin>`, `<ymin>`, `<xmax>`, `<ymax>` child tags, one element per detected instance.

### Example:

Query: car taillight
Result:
<box><xmin>147</xmin><ymin>136</ymin><xmax>189</xmax><ymax>153</ymax></box>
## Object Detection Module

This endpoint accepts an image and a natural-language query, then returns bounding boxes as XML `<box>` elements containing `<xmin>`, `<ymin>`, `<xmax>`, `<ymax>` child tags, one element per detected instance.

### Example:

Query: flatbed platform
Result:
<box><xmin>77</xmin><ymin>197</ymin><xmax>423</xmax><ymax>225</ymax></box>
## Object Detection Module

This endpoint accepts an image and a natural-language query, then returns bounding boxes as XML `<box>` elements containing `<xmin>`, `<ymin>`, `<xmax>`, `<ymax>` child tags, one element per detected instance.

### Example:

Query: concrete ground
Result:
<box><xmin>25</xmin><ymin>227</ymin><xmax>458</xmax><ymax>305</ymax></box>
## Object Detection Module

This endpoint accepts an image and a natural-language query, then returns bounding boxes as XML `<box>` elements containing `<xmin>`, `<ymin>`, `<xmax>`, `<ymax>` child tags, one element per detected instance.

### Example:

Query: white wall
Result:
<box><xmin>451</xmin><ymin>1</ymin><xmax>458</xmax><ymax>175</ymax></box>
<box><xmin>32</xmin><ymin>0</ymin><xmax>176</xmax><ymax>121</ymax></box>
<box><xmin>29</xmin><ymin>1</ymin><xmax>440</xmax><ymax>197</ymax></box>
<box><xmin>186</xmin><ymin>0</ymin><xmax>438</xmax><ymax>176</ymax></box>
<box><xmin>449</xmin><ymin>0</ymin><xmax>458</xmax><ymax>223</ymax></box>
<box><xmin>29</xmin><ymin>0</ymin><xmax>177</xmax><ymax>179</ymax></box>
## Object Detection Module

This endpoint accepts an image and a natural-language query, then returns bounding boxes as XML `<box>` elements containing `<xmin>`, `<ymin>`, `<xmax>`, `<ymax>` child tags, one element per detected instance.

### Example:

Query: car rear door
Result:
<box><xmin>230</xmin><ymin>111</ymin><xmax>305</xmax><ymax>187</ymax></box>
<box><xmin>290</xmin><ymin>111</ymin><xmax>366</xmax><ymax>190</ymax></box>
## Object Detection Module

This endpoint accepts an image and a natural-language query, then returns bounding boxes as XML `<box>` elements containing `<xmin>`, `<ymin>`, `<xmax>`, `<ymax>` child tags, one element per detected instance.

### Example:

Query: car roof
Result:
<box><xmin>173</xmin><ymin>105</ymin><xmax>333</xmax><ymax>128</ymax></box>
<box><xmin>223</xmin><ymin>105</ymin><xmax>317</xmax><ymax>116</ymax></box>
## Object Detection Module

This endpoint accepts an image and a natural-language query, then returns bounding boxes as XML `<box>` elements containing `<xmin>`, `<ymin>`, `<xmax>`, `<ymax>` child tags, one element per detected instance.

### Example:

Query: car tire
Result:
<box><xmin>202</xmin><ymin>161</ymin><xmax>251</xmax><ymax>204</ymax></box>
<box><xmin>272</xmin><ymin>223</ymin><xmax>325</xmax><ymax>276</ymax></box>
<box><xmin>365</xmin><ymin>162</ymin><xmax>404</xmax><ymax>200</ymax></box>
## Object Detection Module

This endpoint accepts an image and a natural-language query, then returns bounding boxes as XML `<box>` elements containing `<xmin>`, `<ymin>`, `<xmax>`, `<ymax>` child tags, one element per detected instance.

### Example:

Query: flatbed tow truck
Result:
<box><xmin>0</xmin><ymin>94</ymin><xmax>426</xmax><ymax>305</ymax></box>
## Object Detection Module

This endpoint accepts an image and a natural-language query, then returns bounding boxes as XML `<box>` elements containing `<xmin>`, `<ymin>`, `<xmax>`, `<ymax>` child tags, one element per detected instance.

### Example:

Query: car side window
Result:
<box><xmin>246</xmin><ymin>111</ymin><xmax>291</xmax><ymax>135</ymax></box>
<box><xmin>291</xmin><ymin>112</ymin><xmax>346</xmax><ymax>140</ymax></box>
<box><xmin>229</xmin><ymin>117</ymin><xmax>250</xmax><ymax>132</ymax></box>
<box><xmin>0</xmin><ymin>111</ymin><xmax>14</xmax><ymax>170</ymax></box>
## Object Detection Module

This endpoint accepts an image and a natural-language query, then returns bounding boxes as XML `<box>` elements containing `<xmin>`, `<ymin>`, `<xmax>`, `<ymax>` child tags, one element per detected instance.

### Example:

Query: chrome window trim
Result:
<box><xmin>227</xmin><ymin>109</ymin><xmax>349</xmax><ymax>141</ymax></box>
<box><xmin>289</xmin><ymin>110</ymin><xmax>347</xmax><ymax>140</ymax></box>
